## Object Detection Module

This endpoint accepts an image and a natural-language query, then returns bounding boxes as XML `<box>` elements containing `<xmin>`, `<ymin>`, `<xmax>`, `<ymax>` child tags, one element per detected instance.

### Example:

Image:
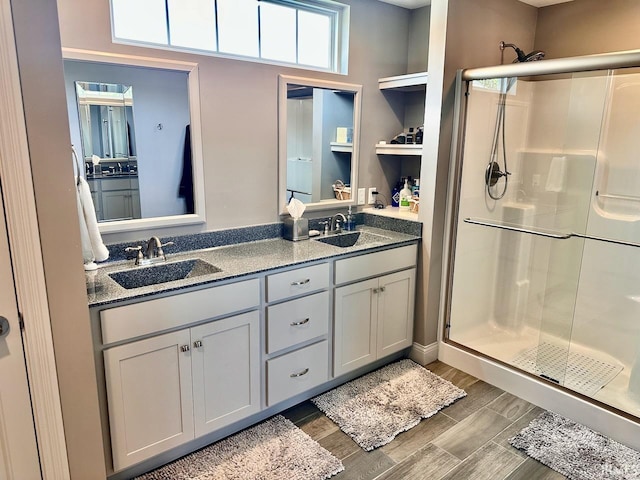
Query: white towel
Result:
<box><xmin>76</xmin><ymin>177</ymin><xmax>109</xmax><ymax>265</ymax></box>
<box><xmin>545</xmin><ymin>156</ymin><xmax>567</xmax><ymax>192</ymax></box>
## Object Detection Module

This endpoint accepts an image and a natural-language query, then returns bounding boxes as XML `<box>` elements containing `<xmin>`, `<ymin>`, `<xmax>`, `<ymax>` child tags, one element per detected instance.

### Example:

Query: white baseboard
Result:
<box><xmin>409</xmin><ymin>341</ymin><xmax>439</xmax><ymax>365</ymax></box>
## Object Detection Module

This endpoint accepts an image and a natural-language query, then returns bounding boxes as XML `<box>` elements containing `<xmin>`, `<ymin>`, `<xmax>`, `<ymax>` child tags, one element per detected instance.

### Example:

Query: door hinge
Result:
<box><xmin>18</xmin><ymin>311</ymin><xmax>24</xmax><ymax>330</ymax></box>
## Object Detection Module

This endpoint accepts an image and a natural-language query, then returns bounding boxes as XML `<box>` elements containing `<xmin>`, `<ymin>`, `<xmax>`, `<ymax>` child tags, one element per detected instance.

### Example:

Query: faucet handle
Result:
<box><xmin>157</xmin><ymin>241</ymin><xmax>175</xmax><ymax>258</ymax></box>
<box><xmin>320</xmin><ymin>221</ymin><xmax>330</xmax><ymax>234</ymax></box>
<box><xmin>125</xmin><ymin>246</ymin><xmax>144</xmax><ymax>264</ymax></box>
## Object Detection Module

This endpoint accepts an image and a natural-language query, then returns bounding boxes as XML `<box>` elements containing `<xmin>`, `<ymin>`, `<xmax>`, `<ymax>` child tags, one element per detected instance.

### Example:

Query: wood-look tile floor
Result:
<box><xmin>282</xmin><ymin>360</ymin><xmax>567</xmax><ymax>480</ymax></box>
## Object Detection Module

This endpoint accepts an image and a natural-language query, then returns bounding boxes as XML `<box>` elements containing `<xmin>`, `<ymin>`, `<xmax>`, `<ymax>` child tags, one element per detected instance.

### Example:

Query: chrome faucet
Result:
<box><xmin>125</xmin><ymin>236</ymin><xmax>175</xmax><ymax>266</ymax></box>
<box><xmin>330</xmin><ymin>213</ymin><xmax>347</xmax><ymax>234</ymax></box>
<box><xmin>145</xmin><ymin>236</ymin><xmax>165</xmax><ymax>260</ymax></box>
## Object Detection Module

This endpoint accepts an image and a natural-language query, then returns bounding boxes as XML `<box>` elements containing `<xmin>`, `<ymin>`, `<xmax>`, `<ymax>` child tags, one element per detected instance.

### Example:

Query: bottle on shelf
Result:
<box><xmin>415</xmin><ymin>126</ymin><xmax>424</xmax><ymax>145</ymax></box>
<box><xmin>399</xmin><ymin>179</ymin><xmax>412</xmax><ymax>211</ymax></box>
<box><xmin>391</xmin><ymin>183</ymin><xmax>400</xmax><ymax>207</ymax></box>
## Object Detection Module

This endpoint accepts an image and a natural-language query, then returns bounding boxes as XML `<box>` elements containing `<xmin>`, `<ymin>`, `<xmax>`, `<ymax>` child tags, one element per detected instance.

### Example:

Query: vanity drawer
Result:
<box><xmin>266</xmin><ymin>262</ymin><xmax>329</xmax><ymax>302</ymax></box>
<box><xmin>267</xmin><ymin>340</ymin><xmax>328</xmax><ymax>406</ymax></box>
<box><xmin>266</xmin><ymin>291</ymin><xmax>329</xmax><ymax>354</ymax></box>
<box><xmin>101</xmin><ymin>177</ymin><xmax>139</xmax><ymax>190</ymax></box>
<box><xmin>101</xmin><ymin>278</ymin><xmax>260</xmax><ymax>344</ymax></box>
<box><xmin>335</xmin><ymin>244</ymin><xmax>417</xmax><ymax>285</ymax></box>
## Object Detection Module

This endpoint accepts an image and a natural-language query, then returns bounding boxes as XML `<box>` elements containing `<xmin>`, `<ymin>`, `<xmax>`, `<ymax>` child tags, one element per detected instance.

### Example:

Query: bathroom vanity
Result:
<box><xmin>88</xmin><ymin>224</ymin><xmax>419</xmax><ymax>477</ymax></box>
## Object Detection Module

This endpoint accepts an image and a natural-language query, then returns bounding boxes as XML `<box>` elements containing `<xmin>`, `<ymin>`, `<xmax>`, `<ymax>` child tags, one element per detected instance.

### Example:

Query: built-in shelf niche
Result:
<box><xmin>330</xmin><ymin>142</ymin><xmax>353</xmax><ymax>153</ymax></box>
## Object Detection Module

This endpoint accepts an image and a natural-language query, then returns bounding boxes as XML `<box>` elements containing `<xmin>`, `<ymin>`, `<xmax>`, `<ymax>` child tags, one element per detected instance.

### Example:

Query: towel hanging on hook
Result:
<box><xmin>71</xmin><ymin>145</ymin><xmax>82</xmax><ymax>186</ymax></box>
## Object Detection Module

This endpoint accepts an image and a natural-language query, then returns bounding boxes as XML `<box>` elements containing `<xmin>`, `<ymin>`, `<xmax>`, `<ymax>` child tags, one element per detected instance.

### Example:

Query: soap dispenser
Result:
<box><xmin>346</xmin><ymin>205</ymin><xmax>355</xmax><ymax>231</ymax></box>
<box><xmin>399</xmin><ymin>179</ymin><xmax>412</xmax><ymax>211</ymax></box>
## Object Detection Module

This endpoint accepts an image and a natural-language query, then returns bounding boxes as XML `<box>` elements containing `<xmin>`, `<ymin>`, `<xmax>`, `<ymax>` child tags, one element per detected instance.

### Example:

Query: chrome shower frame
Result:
<box><xmin>439</xmin><ymin>48</ymin><xmax>640</xmax><ymax>451</ymax></box>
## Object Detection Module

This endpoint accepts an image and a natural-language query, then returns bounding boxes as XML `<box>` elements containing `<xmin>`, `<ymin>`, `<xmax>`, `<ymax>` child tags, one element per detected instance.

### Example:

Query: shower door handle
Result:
<box><xmin>463</xmin><ymin>218</ymin><xmax>572</xmax><ymax>239</ymax></box>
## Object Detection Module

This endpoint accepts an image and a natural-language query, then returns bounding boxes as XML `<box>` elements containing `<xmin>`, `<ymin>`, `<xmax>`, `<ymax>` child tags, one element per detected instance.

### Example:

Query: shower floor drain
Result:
<box><xmin>511</xmin><ymin>342</ymin><xmax>623</xmax><ymax>396</ymax></box>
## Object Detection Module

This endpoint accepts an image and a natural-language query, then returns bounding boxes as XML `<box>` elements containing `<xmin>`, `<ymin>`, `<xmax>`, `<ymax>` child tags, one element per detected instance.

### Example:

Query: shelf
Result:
<box><xmin>375</xmin><ymin>143</ymin><xmax>422</xmax><ymax>156</ymax></box>
<box><xmin>378</xmin><ymin>72</ymin><xmax>428</xmax><ymax>92</ymax></box>
<box><xmin>363</xmin><ymin>206</ymin><xmax>419</xmax><ymax>222</ymax></box>
<box><xmin>330</xmin><ymin>142</ymin><xmax>353</xmax><ymax>153</ymax></box>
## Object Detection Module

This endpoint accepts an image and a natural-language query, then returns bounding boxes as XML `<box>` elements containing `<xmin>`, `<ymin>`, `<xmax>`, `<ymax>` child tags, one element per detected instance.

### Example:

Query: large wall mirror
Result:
<box><xmin>62</xmin><ymin>48</ymin><xmax>206</xmax><ymax>233</ymax></box>
<box><xmin>278</xmin><ymin>75</ymin><xmax>362</xmax><ymax>214</ymax></box>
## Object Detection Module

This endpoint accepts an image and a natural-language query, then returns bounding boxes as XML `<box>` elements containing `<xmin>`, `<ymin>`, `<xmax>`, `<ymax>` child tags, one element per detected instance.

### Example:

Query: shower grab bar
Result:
<box><xmin>463</xmin><ymin>218</ymin><xmax>572</xmax><ymax>239</ymax></box>
<box><xmin>595</xmin><ymin>191</ymin><xmax>640</xmax><ymax>203</ymax></box>
<box><xmin>464</xmin><ymin>217</ymin><xmax>640</xmax><ymax>249</ymax></box>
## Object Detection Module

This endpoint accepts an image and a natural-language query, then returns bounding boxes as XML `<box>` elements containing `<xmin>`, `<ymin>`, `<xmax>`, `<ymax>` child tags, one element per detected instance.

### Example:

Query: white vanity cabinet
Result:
<box><xmin>101</xmin><ymin>279</ymin><xmax>260</xmax><ymax>471</ymax></box>
<box><xmin>333</xmin><ymin>245</ymin><xmax>417</xmax><ymax>376</ymax></box>
<box><xmin>103</xmin><ymin>329</ymin><xmax>195</xmax><ymax>471</ymax></box>
<box><xmin>265</xmin><ymin>263</ymin><xmax>331</xmax><ymax>406</ymax></box>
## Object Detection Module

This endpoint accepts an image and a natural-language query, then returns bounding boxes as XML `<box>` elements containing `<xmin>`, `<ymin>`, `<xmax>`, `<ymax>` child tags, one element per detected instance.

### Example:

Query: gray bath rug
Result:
<box><xmin>311</xmin><ymin>359</ymin><xmax>466</xmax><ymax>451</ymax></box>
<box><xmin>510</xmin><ymin>411</ymin><xmax>640</xmax><ymax>480</ymax></box>
<box><xmin>134</xmin><ymin>415</ymin><xmax>344</xmax><ymax>480</ymax></box>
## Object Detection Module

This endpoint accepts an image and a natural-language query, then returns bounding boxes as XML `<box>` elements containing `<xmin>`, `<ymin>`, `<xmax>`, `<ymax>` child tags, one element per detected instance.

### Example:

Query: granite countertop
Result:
<box><xmin>87</xmin><ymin>226</ymin><xmax>419</xmax><ymax>308</ymax></box>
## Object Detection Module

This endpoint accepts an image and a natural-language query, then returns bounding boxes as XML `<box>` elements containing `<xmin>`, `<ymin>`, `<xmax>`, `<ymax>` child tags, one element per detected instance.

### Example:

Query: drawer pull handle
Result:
<box><xmin>291</xmin><ymin>278</ymin><xmax>310</xmax><ymax>286</ymax></box>
<box><xmin>290</xmin><ymin>318</ymin><xmax>310</xmax><ymax>326</ymax></box>
<box><xmin>290</xmin><ymin>368</ymin><xmax>309</xmax><ymax>378</ymax></box>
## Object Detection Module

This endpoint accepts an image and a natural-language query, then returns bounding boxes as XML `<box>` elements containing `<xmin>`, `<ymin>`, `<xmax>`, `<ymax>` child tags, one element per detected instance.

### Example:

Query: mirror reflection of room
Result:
<box><xmin>286</xmin><ymin>84</ymin><xmax>355</xmax><ymax>204</ymax></box>
<box><xmin>64</xmin><ymin>60</ymin><xmax>193</xmax><ymax>223</ymax></box>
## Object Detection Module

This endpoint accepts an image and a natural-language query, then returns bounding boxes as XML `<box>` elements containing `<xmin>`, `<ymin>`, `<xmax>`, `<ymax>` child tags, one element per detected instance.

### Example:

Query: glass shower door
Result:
<box><xmin>446</xmin><ymin>70</ymin><xmax>607</xmax><ymax>394</ymax></box>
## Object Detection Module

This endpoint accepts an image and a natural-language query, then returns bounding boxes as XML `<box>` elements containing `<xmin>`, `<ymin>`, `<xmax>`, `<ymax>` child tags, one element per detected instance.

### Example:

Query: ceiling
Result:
<box><xmin>376</xmin><ymin>0</ymin><xmax>573</xmax><ymax>9</ymax></box>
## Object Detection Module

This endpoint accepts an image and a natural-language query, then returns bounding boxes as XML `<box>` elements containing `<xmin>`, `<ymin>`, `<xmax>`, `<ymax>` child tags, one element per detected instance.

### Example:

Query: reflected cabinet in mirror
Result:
<box><xmin>63</xmin><ymin>49</ymin><xmax>206</xmax><ymax>233</ymax></box>
<box><xmin>279</xmin><ymin>75</ymin><xmax>362</xmax><ymax>213</ymax></box>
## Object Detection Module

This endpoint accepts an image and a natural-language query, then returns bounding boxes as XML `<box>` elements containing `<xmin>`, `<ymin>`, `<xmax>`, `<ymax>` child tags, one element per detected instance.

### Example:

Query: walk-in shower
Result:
<box><xmin>441</xmin><ymin>50</ymin><xmax>640</xmax><ymax>449</ymax></box>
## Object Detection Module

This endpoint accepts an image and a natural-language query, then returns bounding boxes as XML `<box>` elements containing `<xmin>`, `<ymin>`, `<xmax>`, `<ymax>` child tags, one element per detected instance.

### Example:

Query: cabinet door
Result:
<box><xmin>334</xmin><ymin>278</ymin><xmax>378</xmax><ymax>376</ymax></box>
<box><xmin>191</xmin><ymin>311</ymin><xmax>261</xmax><ymax>437</ymax></box>
<box><xmin>130</xmin><ymin>188</ymin><xmax>141</xmax><ymax>218</ymax></box>
<box><xmin>104</xmin><ymin>329</ymin><xmax>194</xmax><ymax>471</ymax></box>
<box><xmin>102</xmin><ymin>190</ymin><xmax>133</xmax><ymax>220</ymax></box>
<box><xmin>377</xmin><ymin>268</ymin><xmax>416</xmax><ymax>358</ymax></box>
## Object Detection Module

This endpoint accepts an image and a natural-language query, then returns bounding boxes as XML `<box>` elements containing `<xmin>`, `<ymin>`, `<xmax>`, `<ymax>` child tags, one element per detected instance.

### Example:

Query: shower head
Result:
<box><xmin>500</xmin><ymin>41</ymin><xmax>545</xmax><ymax>63</ymax></box>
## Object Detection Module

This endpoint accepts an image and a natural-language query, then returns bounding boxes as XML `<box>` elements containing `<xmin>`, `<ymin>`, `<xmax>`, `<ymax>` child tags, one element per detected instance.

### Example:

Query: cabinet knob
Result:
<box><xmin>290</xmin><ymin>318</ymin><xmax>310</xmax><ymax>327</ymax></box>
<box><xmin>290</xmin><ymin>368</ymin><xmax>310</xmax><ymax>378</ymax></box>
<box><xmin>180</xmin><ymin>345</ymin><xmax>190</xmax><ymax>352</ymax></box>
<box><xmin>193</xmin><ymin>340</ymin><xmax>203</xmax><ymax>348</ymax></box>
<box><xmin>373</xmin><ymin>287</ymin><xmax>379</xmax><ymax>294</ymax></box>
<box><xmin>380</xmin><ymin>286</ymin><xmax>386</xmax><ymax>292</ymax></box>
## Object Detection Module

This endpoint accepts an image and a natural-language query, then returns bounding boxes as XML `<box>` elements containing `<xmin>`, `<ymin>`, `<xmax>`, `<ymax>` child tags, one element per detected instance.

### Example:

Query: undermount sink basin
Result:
<box><xmin>108</xmin><ymin>259</ymin><xmax>221</xmax><ymax>289</ymax></box>
<box><xmin>314</xmin><ymin>230</ymin><xmax>391</xmax><ymax>248</ymax></box>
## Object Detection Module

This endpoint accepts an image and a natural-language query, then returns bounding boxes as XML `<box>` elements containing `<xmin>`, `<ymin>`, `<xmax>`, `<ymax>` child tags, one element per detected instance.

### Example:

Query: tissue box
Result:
<box><xmin>283</xmin><ymin>217</ymin><xmax>309</xmax><ymax>241</ymax></box>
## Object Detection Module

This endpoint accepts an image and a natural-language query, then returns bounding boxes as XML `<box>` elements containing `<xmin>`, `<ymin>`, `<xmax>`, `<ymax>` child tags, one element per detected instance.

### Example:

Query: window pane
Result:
<box><xmin>167</xmin><ymin>0</ymin><xmax>216</xmax><ymax>51</ymax></box>
<box><xmin>260</xmin><ymin>3</ymin><xmax>296</xmax><ymax>63</ymax></box>
<box><xmin>298</xmin><ymin>10</ymin><xmax>331</xmax><ymax>69</ymax></box>
<box><xmin>111</xmin><ymin>0</ymin><xmax>168</xmax><ymax>44</ymax></box>
<box><xmin>217</xmin><ymin>0</ymin><xmax>259</xmax><ymax>57</ymax></box>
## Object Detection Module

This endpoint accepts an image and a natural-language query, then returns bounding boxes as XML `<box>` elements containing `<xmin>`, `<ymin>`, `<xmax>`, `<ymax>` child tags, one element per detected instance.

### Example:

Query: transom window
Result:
<box><xmin>110</xmin><ymin>0</ymin><xmax>349</xmax><ymax>73</ymax></box>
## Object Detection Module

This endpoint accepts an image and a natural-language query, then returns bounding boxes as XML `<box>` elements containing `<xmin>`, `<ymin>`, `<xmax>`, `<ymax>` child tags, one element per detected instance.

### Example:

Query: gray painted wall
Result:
<box><xmin>56</xmin><ymin>0</ymin><xmax>417</xmax><ymax>244</ymax></box>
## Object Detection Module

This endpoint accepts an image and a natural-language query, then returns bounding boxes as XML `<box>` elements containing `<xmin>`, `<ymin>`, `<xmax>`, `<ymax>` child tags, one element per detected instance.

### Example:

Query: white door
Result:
<box><xmin>104</xmin><ymin>329</ymin><xmax>194</xmax><ymax>471</ymax></box>
<box><xmin>377</xmin><ymin>268</ymin><xmax>416</xmax><ymax>358</ymax></box>
<box><xmin>334</xmin><ymin>278</ymin><xmax>378</xmax><ymax>376</ymax></box>
<box><xmin>0</xmin><ymin>194</ymin><xmax>41</xmax><ymax>479</ymax></box>
<box><xmin>191</xmin><ymin>311</ymin><xmax>261</xmax><ymax>437</ymax></box>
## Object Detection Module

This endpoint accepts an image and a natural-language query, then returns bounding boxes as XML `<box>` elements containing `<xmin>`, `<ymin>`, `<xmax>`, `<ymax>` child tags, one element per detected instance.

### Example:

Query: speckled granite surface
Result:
<box><xmin>88</xmin><ymin>226</ymin><xmax>420</xmax><ymax>307</ymax></box>
<box><xmin>106</xmin><ymin>213</ymin><xmax>420</xmax><ymax>262</ymax></box>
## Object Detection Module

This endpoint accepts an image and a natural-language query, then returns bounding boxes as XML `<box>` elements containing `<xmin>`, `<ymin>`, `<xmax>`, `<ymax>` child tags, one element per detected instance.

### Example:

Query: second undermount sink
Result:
<box><xmin>109</xmin><ymin>258</ymin><xmax>221</xmax><ymax>289</ymax></box>
<box><xmin>314</xmin><ymin>230</ymin><xmax>391</xmax><ymax>248</ymax></box>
